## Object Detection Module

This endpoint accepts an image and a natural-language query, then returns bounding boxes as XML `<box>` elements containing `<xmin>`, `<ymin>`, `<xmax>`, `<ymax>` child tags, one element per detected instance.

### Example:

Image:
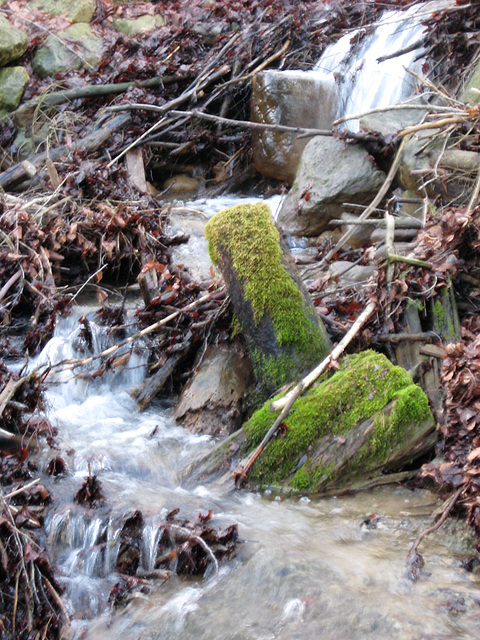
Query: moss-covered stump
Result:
<box><xmin>205</xmin><ymin>202</ymin><xmax>331</xmax><ymax>396</ymax></box>
<box><xmin>241</xmin><ymin>350</ymin><xmax>435</xmax><ymax>493</ymax></box>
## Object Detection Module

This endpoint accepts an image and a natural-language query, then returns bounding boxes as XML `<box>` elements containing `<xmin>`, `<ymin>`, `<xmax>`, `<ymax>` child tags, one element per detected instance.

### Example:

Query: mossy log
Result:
<box><xmin>239</xmin><ymin>350</ymin><xmax>435</xmax><ymax>494</ymax></box>
<box><xmin>205</xmin><ymin>202</ymin><xmax>331</xmax><ymax>396</ymax></box>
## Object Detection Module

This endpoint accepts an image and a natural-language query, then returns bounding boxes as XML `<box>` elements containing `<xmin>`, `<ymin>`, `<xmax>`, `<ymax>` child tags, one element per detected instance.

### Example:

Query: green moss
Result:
<box><xmin>432</xmin><ymin>299</ymin><xmax>445</xmax><ymax>326</ymax></box>
<box><xmin>242</xmin><ymin>350</ymin><xmax>433</xmax><ymax>490</ymax></box>
<box><xmin>205</xmin><ymin>203</ymin><xmax>329</xmax><ymax>390</ymax></box>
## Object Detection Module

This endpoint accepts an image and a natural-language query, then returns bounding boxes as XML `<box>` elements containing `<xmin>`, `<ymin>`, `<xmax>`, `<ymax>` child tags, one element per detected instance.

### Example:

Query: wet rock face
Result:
<box><xmin>116</xmin><ymin>511</ymin><xmax>144</xmax><ymax>576</ymax></box>
<box><xmin>277</xmin><ymin>136</ymin><xmax>386</xmax><ymax>236</ymax></box>
<box><xmin>0</xmin><ymin>15</ymin><xmax>29</xmax><ymax>67</ymax></box>
<box><xmin>251</xmin><ymin>70</ymin><xmax>337</xmax><ymax>183</ymax></box>
<box><xmin>174</xmin><ymin>344</ymin><xmax>253</xmax><ymax>436</ymax></box>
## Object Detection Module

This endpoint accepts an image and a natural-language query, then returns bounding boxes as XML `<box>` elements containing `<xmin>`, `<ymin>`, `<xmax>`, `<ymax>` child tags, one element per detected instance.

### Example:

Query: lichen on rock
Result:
<box><xmin>242</xmin><ymin>350</ymin><xmax>434</xmax><ymax>493</ymax></box>
<box><xmin>0</xmin><ymin>14</ymin><xmax>29</xmax><ymax>67</ymax></box>
<box><xmin>0</xmin><ymin>66</ymin><xmax>29</xmax><ymax>118</ymax></box>
<box><xmin>29</xmin><ymin>0</ymin><xmax>95</xmax><ymax>23</ymax></box>
<box><xmin>32</xmin><ymin>23</ymin><xmax>103</xmax><ymax>78</ymax></box>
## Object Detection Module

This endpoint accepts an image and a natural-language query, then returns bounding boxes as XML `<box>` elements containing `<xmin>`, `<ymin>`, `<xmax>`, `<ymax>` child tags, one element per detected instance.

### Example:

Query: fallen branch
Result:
<box><xmin>330</xmin><ymin>218</ymin><xmax>423</xmax><ymax>228</ymax></box>
<box><xmin>105</xmin><ymin>64</ymin><xmax>231</xmax><ymax>167</ymax></box>
<box><xmin>375</xmin><ymin>331</ymin><xmax>438</xmax><ymax>343</ymax></box>
<box><xmin>234</xmin><ymin>300</ymin><xmax>376</xmax><ymax>488</ymax></box>
<box><xmin>9</xmin><ymin>75</ymin><xmax>180</xmax><ymax>124</ymax></box>
<box><xmin>376</xmin><ymin>37</ymin><xmax>425</xmax><ymax>63</ymax></box>
<box><xmin>319</xmin><ymin>136</ymin><xmax>410</xmax><ymax>268</ymax></box>
<box><xmin>332</xmin><ymin>103</ymin><xmax>460</xmax><ymax>127</ymax></box>
<box><xmin>107</xmin><ymin>106</ymin><xmax>333</xmax><ymax>138</ymax></box>
<box><xmin>386</xmin><ymin>253</ymin><xmax>432</xmax><ymax>268</ymax></box>
<box><xmin>0</xmin><ymin>113</ymin><xmax>132</xmax><ymax>189</ymax></box>
<box><xmin>135</xmin><ymin>347</ymin><xmax>191</xmax><ymax>411</ymax></box>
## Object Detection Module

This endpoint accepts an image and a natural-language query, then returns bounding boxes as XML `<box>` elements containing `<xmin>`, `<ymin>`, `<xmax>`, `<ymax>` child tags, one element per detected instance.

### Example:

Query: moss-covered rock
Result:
<box><xmin>32</xmin><ymin>23</ymin><xmax>103</xmax><ymax>78</ymax></box>
<box><xmin>205</xmin><ymin>202</ymin><xmax>331</xmax><ymax>395</ymax></box>
<box><xmin>242</xmin><ymin>350</ymin><xmax>434</xmax><ymax>493</ymax></box>
<box><xmin>0</xmin><ymin>66</ymin><xmax>29</xmax><ymax>118</ymax></box>
<box><xmin>0</xmin><ymin>15</ymin><xmax>29</xmax><ymax>67</ymax></box>
<box><xmin>29</xmin><ymin>0</ymin><xmax>95</xmax><ymax>23</ymax></box>
<box><xmin>112</xmin><ymin>15</ymin><xmax>164</xmax><ymax>36</ymax></box>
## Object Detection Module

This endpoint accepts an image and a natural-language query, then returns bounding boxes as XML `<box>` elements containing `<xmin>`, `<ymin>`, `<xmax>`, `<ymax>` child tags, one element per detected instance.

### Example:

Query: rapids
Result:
<box><xmin>29</xmin><ymin>193</ymin><xmax>480</xmax><ymax>640</ymax></box>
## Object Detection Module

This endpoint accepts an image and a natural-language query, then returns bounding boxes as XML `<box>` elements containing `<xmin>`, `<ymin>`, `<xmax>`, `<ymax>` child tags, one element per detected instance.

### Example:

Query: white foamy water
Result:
<box><xmin>27</xmin><ymin>301</ymin><xmax>480</xmax><ymax>640</ymax></box>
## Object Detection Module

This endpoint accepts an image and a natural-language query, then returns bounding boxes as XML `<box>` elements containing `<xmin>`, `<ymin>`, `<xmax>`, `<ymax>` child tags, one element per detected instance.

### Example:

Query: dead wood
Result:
<box><xmin>331</xmin><ymin>218</ymin><xmax>423</xmax><ymax>228</ymax></box>
<box><xmin>105</xmin><ymin>65</ymin><xmax>231</xmax><ymax>167</ymax></box>
<box><xmin>169</xmin><ymin>108</ymin><xmax>333</xmax><ymax>137</ymax></box>
<box><xmin>405</xmin><ymin>486</ymin><xmax>463</xmax><ymax>581</ymax></box>
<box><xmin>0</xmin><ymin>113</ymin><xmax>132</xmax><ymax>189</ymax></box>
<box><xmin>10</xmin><ymin>76</ymin><xmax>180</xmax><ymax>126</ymax></box>
<box><xmin>319</xmin><ymin>136</ymin><xmax>410</xmax><ymax>268</ymax></box>
<box><xmin>135</xmin><ymin>346</ymin><xmax>191</xmax><ymax>412</ymax></box>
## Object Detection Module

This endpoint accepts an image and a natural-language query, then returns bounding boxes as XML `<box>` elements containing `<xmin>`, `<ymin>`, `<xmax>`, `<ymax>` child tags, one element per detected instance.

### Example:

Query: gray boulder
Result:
<box><xmin>251</xmin><ymin>70</ymin><xmax>336</xmax><ymax>183</ymax></box>
<box><xmin>0</xmin><ymin>15</ymin><xmax>28</xmax><ymax>67</ymax></box>
<box><xmin>359</xmin><ymin>104</ymin><xmax>429</xmax><ymax>137</ymax></box>
<box><xmin>277</xmin><ymin>136</ymin><xmax>385</xmax><ymax>237</ymax></box>
<box><xmin>174</xmin><ymin>344</ymin><xmax>252</xmax><ymax>436</ymax></box>
<box><xmin>0</xmin><ymin>66</ymin><xmax>29</xmax><ymax>118</ymax></box>
<box><xmin>32</xmin><ymin>23</ymin><xmax>103</xmax><ymax>78</ymax></box>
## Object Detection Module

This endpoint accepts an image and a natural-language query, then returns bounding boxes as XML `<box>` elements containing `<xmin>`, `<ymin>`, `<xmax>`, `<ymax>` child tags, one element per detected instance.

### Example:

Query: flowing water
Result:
<box><xmin>23</xmin><ymin>5</ymin><xmax>480</xmax><ymax>635</ymax></box>
<box><xmin>313</xmin><ymin>1</ymin><xmax>451</xmax><ymax>130</ymax></box>
<box><xmin>27</xmin><ymin>191</ymin><xmax>480</xmax><ymax>640</ymax></box>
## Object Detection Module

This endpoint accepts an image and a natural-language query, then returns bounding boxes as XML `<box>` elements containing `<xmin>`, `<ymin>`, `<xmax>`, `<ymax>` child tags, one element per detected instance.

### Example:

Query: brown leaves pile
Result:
<box><xmin>421</xmin><ymin>314</ymin><xmax>480</xmax><ymax>542</ymax></box>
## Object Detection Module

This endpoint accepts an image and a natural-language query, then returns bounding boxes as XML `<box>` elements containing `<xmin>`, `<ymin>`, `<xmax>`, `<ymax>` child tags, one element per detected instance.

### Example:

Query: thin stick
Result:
<box><xmin>106</xmin><ymin>65</ymin><xmax>230</xmax><ymax>168</ymax></box>
<box><xmin>168</xmin><ymin>524</ymin><xmax>219</xmax><ymax>575</ymax></box>
<box><xmin>387</xmin><ymin>254</ymin><xmax>432</xmax><ymax>268</ymax></box>
<box><xmin>234</xmin><ymin>300</ymin><xmax>376</xmax><ymax>488</ymax></box>
<box><xmin>406</xmin><ymin>485</ymin><xmax>463</xmax><ymax>576</ymax></box>
<box><xmin>108</xmin><ymin>106</ymin><xmax>333</xmax><ymax>138</ymax></box>
<box><xmin>69</xmin><ymin>264</ymin><xmax>107</xmax><ymax>304</ymax></box>
<box><xmin>271</xmin><ymin>299</ymin><xmax>377</xmax><ymax>412</ymax></box>
<box><xmin>48</xmin><ymin>288</ymin><xmax>224</xmax><ymax>373</ymax></box>
<box><xmin>319</xmin><ymin>136</ymin><xmax>410</xmax><ymax>269</ymax></box>
<box><xmin>4</xmin><ymin>478</ymin><xmax>41</xmax><ymax>500</ymax></box>
<box><xmin>466</xmin><ymin>166</ymin><xmax>480</xmax><ymax>214</ymax></box>
<box><xmin>333</xmin><ymin>103</ymin><xmax>461</xmax><ymax>126</ymax></box>
<box><xmin>398</xmin><ymin>116</ymin><xmax>467</xmax><ymax>138</ymax></box>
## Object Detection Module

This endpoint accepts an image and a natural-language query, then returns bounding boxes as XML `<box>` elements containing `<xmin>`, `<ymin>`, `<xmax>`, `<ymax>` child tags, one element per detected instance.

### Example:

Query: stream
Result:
<box><xmin>28</xmin><ymin>194</ymin><xmax>480</xmax><ymax>640</ymax></box>
<box><xmin>18</xmin><ymin>2</ymin><xmax>480</xmax><ymax>636</ymax></box>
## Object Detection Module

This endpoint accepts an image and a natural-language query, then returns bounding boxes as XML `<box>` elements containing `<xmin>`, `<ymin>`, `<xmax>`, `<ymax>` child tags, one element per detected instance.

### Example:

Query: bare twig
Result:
<box><xmin>105</xmin><ymin>65</ymin><xmax>231</xmax><ymax>167</ymax></box>
<box><xmin>319</xmin><ymin>136</ymin><xmax>411</xmax><ymax>268</ymax></box>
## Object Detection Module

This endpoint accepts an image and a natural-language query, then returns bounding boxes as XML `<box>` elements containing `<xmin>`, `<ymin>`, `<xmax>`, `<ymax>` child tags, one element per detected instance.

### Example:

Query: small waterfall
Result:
<box><xmin>313</xmin><ymin>3</ymin><xmax>436</xmax><ymax>130</ymax></box>
<box><xmin>34</xmin><ymin>306</ymin><xmax>148</xmax><ymax>400</ymax></box>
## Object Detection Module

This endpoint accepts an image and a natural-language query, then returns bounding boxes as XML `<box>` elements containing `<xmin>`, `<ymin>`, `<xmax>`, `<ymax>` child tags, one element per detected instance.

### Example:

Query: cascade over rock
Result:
<box><xmin>276</xmin><ymin>136</ymin><xmax>386</xmax><ymax>237</ymax></box>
